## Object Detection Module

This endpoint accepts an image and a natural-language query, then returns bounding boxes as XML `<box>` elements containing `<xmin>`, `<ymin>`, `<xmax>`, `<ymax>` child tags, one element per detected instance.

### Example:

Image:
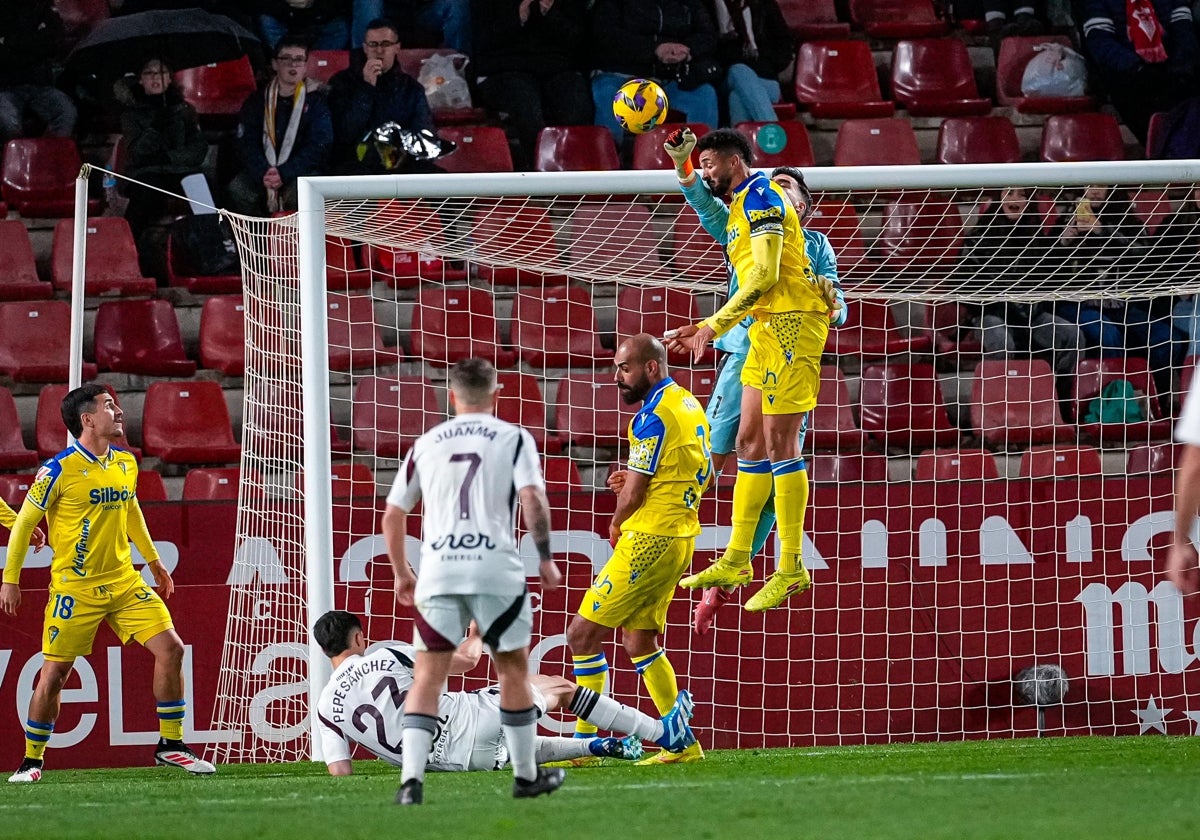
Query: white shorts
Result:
<box><xmin>443</xmin><ymin>683</ymin><xmax>549</xmax><ymax>772</ymax></box>
<box><xmin>414</xmin><ymin>590</ymin><xmax>532</xmax><ymax>654</ymax></box>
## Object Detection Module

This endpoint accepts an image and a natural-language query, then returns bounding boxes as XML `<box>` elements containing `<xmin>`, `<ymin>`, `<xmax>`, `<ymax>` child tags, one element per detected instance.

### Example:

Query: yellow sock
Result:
<box><xmin>630</xmin><ymin>649</ymin><xmax>678</xmax><ymax>716</ymax></box>
<box><xmin>729</xmin><ymin>459</ymin><xmax>774</xmax><ymax>556</ymax></box>
<box><xmin>772</xmin><ymin>460</ymin><xmax>809</xmax><ymax>574</ymax></box>
<box><xmin>157</xmin><ymin>700</ymin><xmax>185</xmax><ymax>742</ymax></box>
<box><xmin>24</xmin><ymin>720</ymin><xmax>53</xmax><ymax>761</ymax></box>
<box><xmin>571</xmin><ymin>653</ymin><xmax>608</xmax><ymax>737</ymax></box>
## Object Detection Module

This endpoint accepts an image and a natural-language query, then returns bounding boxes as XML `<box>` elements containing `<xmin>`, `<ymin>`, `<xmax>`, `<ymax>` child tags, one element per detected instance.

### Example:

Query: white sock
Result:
<box><xmin>500</xmin><ymin>706</ymin><xmax>539</xmax><ymax>782</ymax></box>
<box><xmin>570</xmin><ymin>686</ymin><xmax>664</xmax><ymax>742</ymax></box>
<box><xmin>400</xmin><ymin>713</ymin><xmax>437</xmax><ymax>784</ymax></box>
<box><xmin>533</xmin><ymin>736</ymin><xmax>591</xmax><ymax>764</ymax></box>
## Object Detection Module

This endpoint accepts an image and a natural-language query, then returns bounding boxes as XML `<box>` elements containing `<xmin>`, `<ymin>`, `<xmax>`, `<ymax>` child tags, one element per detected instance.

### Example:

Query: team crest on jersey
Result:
<box><xmin>48</xmin><ymin>627</ymin><xmax>60</xmax><ymax>645</ymax></box>
<box><xmin>119</xmin><ymin>462</ymin><xmax>128</xmax><ymax>475</ymax></box>
<box><xmin>628</xmin><ymin>437</ymin><xmax>658</xmax><ymax>471</ymax></box>
<box><xmin>630</xmin><ymin>571</ymin><xmax>641</xmax><ymax>584</ymax></box>
<box><xmin>35</xmin><ymin>465</ymin><xmax>51</xmax><ymax>482</ymax></box>
<box><xmin>592</xmin><ymin>600</ymin><xmax>601</xmax><ymax>612</ymax></box>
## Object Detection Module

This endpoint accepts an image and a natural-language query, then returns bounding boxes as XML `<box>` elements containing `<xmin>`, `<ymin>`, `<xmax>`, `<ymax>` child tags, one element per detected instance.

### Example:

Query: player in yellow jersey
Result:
<box><xmin>0</xmin><ymin>500</ymin><xmax>46</xmax><ymax>553</ymax></box>
<box><xmin>566</xmin><ymin>334</ymin><xmax>707</xmax><ymax>764</ymax></box>
<box><xmin>667</xmin><ymin>128</ymin><xmax>842</xmax><ymax>613</ymax></box>
<box><xmin>1</xmin><ymin>385</ymin><xmax>215</xmax><ymax>783</ymax></box>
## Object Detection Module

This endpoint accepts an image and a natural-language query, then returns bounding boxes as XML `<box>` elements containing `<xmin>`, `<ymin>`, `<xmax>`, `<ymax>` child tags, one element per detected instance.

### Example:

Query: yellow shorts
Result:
<box><xmin>741</xmin><ymin>312</ymin><xmax>827</xmax><ymax>415</ymax></box>
<box><xmin>42</xmin><ymin>575</ymin><xmax>174</xmax><ymax>661</ymax></box>
<box><xmin>577</xmin><ymin>532</ymin><xmax>695</xmax><ymax>632</ymax></box>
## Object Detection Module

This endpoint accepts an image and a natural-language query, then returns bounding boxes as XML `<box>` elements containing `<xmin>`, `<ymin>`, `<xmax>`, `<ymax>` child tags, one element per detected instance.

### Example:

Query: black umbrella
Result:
<box><xmin>65</xmin><ymin>8</ymin><xmax>260</xmax><ymax>84</ymax></box>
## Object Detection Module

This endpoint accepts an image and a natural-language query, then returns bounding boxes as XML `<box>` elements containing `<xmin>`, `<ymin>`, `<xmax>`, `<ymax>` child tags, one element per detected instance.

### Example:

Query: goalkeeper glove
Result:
<box><xmin>818</xmin><ymin>276</ymin><xmax>847</xmax><ymax>326</ymax></box>
<box><xmin>664</xmin><ymin>127</ymin><xmax>697</xmax><ymax>180</ymax></box>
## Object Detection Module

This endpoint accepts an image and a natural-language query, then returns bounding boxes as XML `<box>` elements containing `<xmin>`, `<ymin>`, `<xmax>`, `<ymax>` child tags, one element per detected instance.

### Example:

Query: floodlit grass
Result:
<box><xmin>1</xmin><ymin>737</ymin><xmax>1197</xmax><ymax>840</ymax></box>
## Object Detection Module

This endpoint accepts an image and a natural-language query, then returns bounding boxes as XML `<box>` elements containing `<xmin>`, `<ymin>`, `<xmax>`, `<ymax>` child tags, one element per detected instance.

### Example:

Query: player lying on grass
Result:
<box><xmin>314</xmin><ymin>611</ymin><xmax>695</xmax><ymax>775</ymax></box>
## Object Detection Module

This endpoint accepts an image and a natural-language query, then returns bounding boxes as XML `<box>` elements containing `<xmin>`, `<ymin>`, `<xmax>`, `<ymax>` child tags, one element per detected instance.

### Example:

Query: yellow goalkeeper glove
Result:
<box><xmin>818</xmin><ymin>276</ymin><xmax>843</xmax><ymax>312</ymax></box>
<box><xmin>664</xmin><ymin>127</ymin><xmax>698</xmax><ymax>179</ymax></box>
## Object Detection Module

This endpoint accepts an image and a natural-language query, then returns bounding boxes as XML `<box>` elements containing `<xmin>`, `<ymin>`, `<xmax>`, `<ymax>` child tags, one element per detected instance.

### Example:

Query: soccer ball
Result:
<box><xmin>612</xmin><ymin>79</ymin><xmax>669</xmax><ymax>134</ymax></box>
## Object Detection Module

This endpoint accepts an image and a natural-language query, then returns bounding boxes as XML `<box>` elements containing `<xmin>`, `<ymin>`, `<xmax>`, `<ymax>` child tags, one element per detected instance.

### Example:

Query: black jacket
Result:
<box><xmin>328</xmin><ymin>55</ymin><xmax>434</xmax><ymax>172</ymax></box>
<box><xmin>234</xmin><ymin>83</ymin><xmax>333</xmax><ymax>183</ymax></box>
<box><xmin>713</xmin><ymin>0</ymin><xmax>794</xmax><ymax>79</ymax></box>
<box><xmin>0</xmin><ymin>1</ymin><xmax>64</xmax><ymax>88</ymax></box>
<box><xmin>471</xmin><ymin>0</ymin><xmax>589</xmax><ymax>77</ymax></box>
<box><xmin>590</xmin><ymin>0</ymin><xmax>719</xmax><ymax>77</ymax></box>
<box><xmin>118</xmin><ymin>83</ymin><xmax>209</xmax><ymax>180</ymax></box>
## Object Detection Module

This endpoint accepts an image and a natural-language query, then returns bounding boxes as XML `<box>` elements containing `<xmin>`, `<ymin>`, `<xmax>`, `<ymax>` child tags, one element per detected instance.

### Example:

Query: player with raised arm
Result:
<box><xmin>662</xmin><ymin>127</ymin><xmax>842</xmax><ymax>614</ymax></box>
<box><xmin>663</xmin><ymin>126</ymin><xmax>846</xmax><ymax>631</ymax></box>
<box><xmin>314</xmin><ymin>611</ymin><xmax>698</xmax><ymax>774</ymax></box>
<box><xmin>566</xmin><ymin>334</ymin><xmax>708</xmax><ymax>765</ymax></box>
<box><xmin>383</xmin><ymin>358</ymin><xmax>564</xmax><ymax>805</ymax></box>
<box><xmin>2</xmin><ymin>385</ymin><xmax>215</xmax><ymax>783</ymax></box>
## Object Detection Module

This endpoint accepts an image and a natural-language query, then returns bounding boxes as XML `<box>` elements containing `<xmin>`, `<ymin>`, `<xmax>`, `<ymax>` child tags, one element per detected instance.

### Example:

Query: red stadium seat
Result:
<box><xmin>351</xmin><ymin>375</ymin><xmax>441</xmax><ymax>459</ymax></box>
<box><xmin>367</xmin><ymin>199</ymin><xmax>466</xmax><ymax>287</ymax></box>
<box><xmin>849</xmin><ymin>0</ymin><xmax>948</xmax><ymax>38</ymax></box>
<box><xmin>35</xmin><ymin>384</ymin><xmax>139</xmax><ymax>460</ymax></box>
<box><xmin>136</xmin><ymin>469</ymin><xmax>169</xmax><ymax>502</ymax></box>
<box><xmin>437</xmin><ymin>126</ymin><xmax>514</xmax><ymax>173</ymax></box>
<box><xmin>858</xmin><ymin>363</ymin><xmax>958</xmax><ymax>450</ymax></box>
<box><xmin>633</xmin><ymin>125</ymin><xmax>710</xmax><ymax>171</ymax></box>
<box><xmin>1019</xmin><ymin>444</ymin><xmax>1103</xmax><ymax>479</ymax></box>
<box><xmin>2</xmin><ymin>138</ymin><xmax>99</xmax><ymax>218</ymax></box>
<box><xmin>544</xmin><ymin>456</ymin><xmax>586</xmax><ymax>493</ymax></box>
<box><xmin>308</xmin><ymin>50</ymin><xmax>350</xmax><ymax>84</ymax></box>
<box><xmin>495</xmin><ymin>370</ymin><xmax>559</xmax><ymax>455</ymax></box>
<box><xmin>325</xmin><ymin>236</ymin><xmax>371</xmax><ymax>290</ymax></box>
<box><xmin>395</xmin><ymin>49</ymin><xmax>488</xmax><ymax>125</ymax></box>
<box><xmin>0</xmin><ymin>301</ymin><xmax>97</xmax><ymax>383</ymax></box>
<box><xmin>554</xmin><ymin>373</ymin><xmax>636</xmax><ymax>450</ymax></box>
<box><xmin>93</xmin><ymin>299</ymin><xmax>197</xmax><ymax>377</ymax></box>
<box><xmin>0</xmin><ymin>474</ymin><xmax>36</xmax><ymax>508</ymax></box>
<box><xmin>51</xmin><ymin>217</ymin><xmax>156</xmax><ymax>296</ymax></box>
<box><xmin>174</xmin><ymin>56</ymin><xmax>257</xmax><ymax>123</ymax></box>
<box><xmin>807</xmin><ymin>451</ymin><xmax>890</xmax><ymax>482</ymax></box>
<box><xmin>1072</xmin><ymin>357</ymin><xmax>1173</xmax><ymax>445</ymax></box>
<box><xmin>326</xmin><ymin>463</ymin><xmax>377</xmax><ymax>499</ymax></box>
<box><xmin>198</xmin><ymin>296</ymin><xmax>246</xmax><ymax>376</ymax></box>
<box><xmin>616</xmin><ymin>286</ymin><xmax>713</xmax><ymax>365</ymax></box>
<box><xmin>0</xmin><ymin>221</ymin><xmax>53</xmax><ymax>300</ymax></box>
<box><xmin>833</xmin><ymin>118</ymin><xmax>922</xmax><ymax>167</ymax></box>
<box><xmin>569</xmin><ymin>203</ymin><xmax>665</xmax><ymax>281</ymax></box>
<box><xmin>995</xmin><ymin>36</ymin><xmax>1096</xmax><ymax>114</ymax></box>
<box><xmin>165</xmin><ymin>225</ymin><xmax>242</xmax><ymax>294</ymax></box>
<box><xmin>512</xmin><ymin>285</ymin><xmax>612</xmax><ymax>369</ymax></box>
<box><xmin>809</xmin><ymin>366</ymin><xmax>866</xmax><ymax>451</ymax></box>
<box><xmin>182</xmin><ymin>467</ymin><xmax>251</xmax><ymax>501</ymax></box>
<box><xmin>471</xmin><ymin>200</ymin><xmax>568</xmax><ymax>285</ymax></box>
<box><xmin>412</xmin><ymin>286</ymin><xmax>516</xmax><ymax>367</ymax></box>
<box><xmin>142</xmin><ymin>381</ymin><xmax>241</xmax><ymax>465</ymax></box>
<box><xmin>0</xmin><ymin>386</ymin><xmax>38</xmax><ymax>470</ymax></box>
<box><xmin>1126</xmin><ymin>442</ymin><xmax>1180</xmax><ymax>474</ymax></box>
<box><xmin>828</xmin><ymin>300</ymin><xmax>934</xmax><ymax>357</ymax></box>
<box><xmin>1039</xmin><ymin>113</ymin><xmax>1126</xmax><ymax>162</ymax></box>
<box><xmin>671</xmin><ymin>368</ymin><xmax>718</xmax><ymax>406</ymax></box>
<box><xmin>1130</xmin><ymin>188</ymin><xmax>1172</xmax><ymax>235</ymax></box>
<box><xmin>914</xmin><ymin>448</ymin><xmax>1000</xmax><ymax>480</ymax></box>
<box><xmin>777</xmin><ymin>0</ymin><xmax>851</xmax><ymax>39</ymax></box>
<box><xmin>326</xmin><ymin>293</ymin><xmax>401</xmax><ymax>372</ymax></box>
<box><xmin>925</xmin><ymin>301</ymin><xmax>983</xmax><ymax>357</ymax></box>
<box><xmin>875</xmin><ymin>192</ymin><xmax>964</xmax><ymax>271</ymax></box>
<box><xmin>890</xmin><ymin>39</ymin><xmax>991</xmax><ymax>117</ymax></box>
<box><xmin>534</xmin><ymin>126</ymin><xmax>620</xmax><ymax>172</ymax></box>
<box><xmin>805</xmin><ymin>201</ymin><xmax>869</xmax><ymax>275</ymax></box>
<box><xmin>936</xmin><ymin>116</ymin><xmax>1022</xmax><ymax>165</ymax></box>
<box><xmin>969</xmin><ymin>359</ymin><xmax>1074</xmax><ymax>449</ymax></box>
<box><xmin>733</xmin><ymin>121</ymin><xmax>815</xmax><ymax>168</ymax></box>
<box><xmin>794</xmin><ymin>41</ymin><xmax>894</xmax><ymax>120</ymax></box>
<box><xmin>1145</xmin><ymin>111</ymin><xmax>1168</xmax><ymax>158</ymax></box>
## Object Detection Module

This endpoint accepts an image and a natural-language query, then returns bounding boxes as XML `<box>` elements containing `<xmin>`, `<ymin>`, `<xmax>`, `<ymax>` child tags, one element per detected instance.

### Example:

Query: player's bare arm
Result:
<box><xmin>519</xmin><ymin>485</ymin><xmax>561</xmax><ymax>591</ymax></box>
<box><xmin>382</xmin><ymin>504</ymin><xmax>417</xmax><ymax>606</ymax></box>
<box><xmin>1168</xmin><ymin>442</ymin><xmax>1200</xmax><ymax>594</ymax></box>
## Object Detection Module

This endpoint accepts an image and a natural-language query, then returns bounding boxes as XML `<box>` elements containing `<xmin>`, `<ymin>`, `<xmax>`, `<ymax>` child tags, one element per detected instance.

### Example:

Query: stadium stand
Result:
<box><xmin>142</xmin><ymin>381</ymin><xmax>241</xmax><ymax>465</ymax></box>
<box><xmin>93</xmin><ymin>299</ymin><xmax>197</xmax><ymax>377</ymax></box>
<box><xmin>793</xmin><ymin>40</ymin><xmax>894</xmax><ymax>119</ymax></box>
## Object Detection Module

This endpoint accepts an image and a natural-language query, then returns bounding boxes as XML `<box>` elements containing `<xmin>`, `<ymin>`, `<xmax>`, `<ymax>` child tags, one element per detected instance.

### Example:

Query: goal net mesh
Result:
<box><xmin>210</xmin><ymin>171</ymin><xmax>1200</xmax><ymax>763</ymax></box>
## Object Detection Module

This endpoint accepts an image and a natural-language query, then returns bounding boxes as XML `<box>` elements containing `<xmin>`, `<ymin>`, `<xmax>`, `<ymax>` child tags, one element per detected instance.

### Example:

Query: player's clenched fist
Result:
<box><xmin>663</xmin><ymin>127</ymin><xmax>698</xmax><ymax>179</ymax></box>
<box><xmin>818</xmin><ymin>276</ymin><xmax>843</xmax><ymax>312</ymax></box>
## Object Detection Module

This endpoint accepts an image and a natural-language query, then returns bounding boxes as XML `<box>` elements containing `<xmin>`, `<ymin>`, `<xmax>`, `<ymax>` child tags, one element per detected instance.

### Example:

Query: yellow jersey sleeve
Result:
<box><xmin>0</xmin><ymin>499</ymin><xmax>15</xmax><ymax>530</ymax></box>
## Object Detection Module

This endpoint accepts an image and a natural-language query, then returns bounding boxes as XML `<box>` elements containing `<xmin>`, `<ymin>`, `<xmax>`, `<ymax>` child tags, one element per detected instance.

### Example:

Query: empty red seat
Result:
<box><xmin>859</xmin><ymin>363</ymin><xmax>958</xmax><ymax>450</ymax></box>
<box><xmin>0</xmin><ymin>301</ymin><xmax>98</xmax><ymax>383</ymax></box>
<box><xmin>1131</xmin><ymin>188</ymin><xmax>1172</xmax><ymax>235</ymax></box>
<box><xmin>412</xmin><ymin>286</ymin><xmax>516</xmax><ymax>367</ymax></box>
<box><xmin>174</xmin><ymin>56</ymin><xmax>257</xmax><ymax>122</ymax></box>
<box><xmin>807</xmin><ymin>451</ymin><xmax>890</xmax><ymax>482</ymax></box>
<box><xmin>1072</xmin><ymin>357</ymin><xmax>1173</xmax><ymax>445</ymax></box>
<box><xmin>0</xmin><ymin>221</ymin><xmax>52</xmax><ymax>300</ymax></box>
<box><xmin>554</xmin><ymin>373</ymin><xmax>636</xmax><ymax>449</ymax></box>
<box><xmin>437</xmin><ymin>126</ymin><xmax>514</xmax><ymax>173</ymax></box>
<box><xmin>367</xmin><ymin>199</ymin><xmax>466</xmax><ymax>287</ymax></box>
<box><xmin>794</xmin><ymin>41</ymin><xmax>894</xmax><ymax>119</ymax></box>
<box><xmin>1146</xmin><ymin>111</ymin><xmax>1168</xmax><ymax>158</ymax></box>
<box><xmin>0</xmin><ymin>386</ymin><xmax>37</xmax><ymax>470</ymax></box>
<box><xmin>2</xmin><ymin>138</ymin><xmax>99</xmax><ymax>218</ymax></box>
<box><xmin>733</xmin><ymin>121</ymin><xmax>815</xmax><ymax>168</ymax></box>
<box><xmin>351</xmin><ymin>375</ymin><xmax>441</xmax><ymax>459</ymax></box>
<box><xmin>914</xmin><ymin>448</ymin><xmax>1000</xmax><ymax>480</ymax></box>
<box><xmin>326</xmin><ymin>293</ymin><xmax>400</xmax><ymax>371</ymax></box>
<box><xmin>324</xmin><ymin>236</ymin><xmax>371</xmax><ymax>291</ymax></box>
<box><xmin>512</xmin><ymin>285</ymin><xmax>612</xmax><ymax>368</ymax></box>
<box><xmin>827</xmin><ymin>300</ymin><xmax>934</xmax><ymax>357</ymax></box>
<box><xmin>995</xmin><ymin>36</ymin><xmax>1096</xmax><ymax>114</ymax></box>
<box><xmin>308</xmin><ymin>50</ymin><xmax>350</xmax><ymax>83</ymax></box>
<box><xmin>1019</xmin><ymin>444</ymin><xmax>1103</xmax><ymax>479</ymax></box>
<box><xmin>809</xmin><ymin>365</ymin><xmax>866</xmax><ymax>451</ymax></box>
<box><xmin>875</xmin><ymin>192</ymin><xmax>964</xmax><ymax>272</ymax></box>
<box><xmin>850</xmin><ymin>0</ymin><xmax>948</xmax><ymax>38</ymax></box>
<box><xmin>199</xmin><ymin>296</ymin><xmax>246</xmax><ymax>376</ymax></box>
<box><xmin>93</xmin><ymin>299</ymin><xmax>197</xmax><ymax>377</ymax></box>
<box><xmin>778</xmin><ymin>0</ymin><xmax>851</xmax><ymax>39</ymax></box>
<box><xmin>534</xmin><ymin>126</ymin><xmax>620</xmax><ymax>172</ymax></box>
<box><xmin>670</xmin><ymin>368</ymin><xmax>718</xmax><ymax>406</ymax></box>
<box><xmin>569</xmin><ymin>203</ymin><xmax>664</xmax><ymax>281</ymax></box>
<box><xmin>1039</xmin><ymin>113</ymin><xmax>1126</xmax><ymax>162</ymax></box>
<box><xmin>891</xmin><ymin>39</ymin><xmax>991</xmax><ymax>117</ymax></box>
<box><xmin>1126</xmin><ymin>442</ymin><xmax>1180</xmax><ymax>474</ymax></box>
<box><xmin>471</xmin><ymin>200</ymin><xmax>567</xmax><ymax>285</ymax></box>
<box><xmin>142</xmin><ymin>381</ymin><xmax>241</xmax><ymax>465</ymax></box>
<box><xmin>182</xmin><ymin>466</ymin><xmax>247</xmax><ymax>501</ymax></box>
<box><xmin>164</xmin><ymin>225</ymin><xmax>242</xmax><ymax>294</ymax></box>
<box><xmin>326</xmin><ymin>463</ymin><xmax>377</xmax><ymax>499</ymax></box>
<box><xmin>969</xmin><ymin>359</ymin><xmax>1074</xmax><ymax>448</ymax></box>
<box><xmin>35</xmin><ymin>383</ymin><xmax>139</xmax><ymax>460</ymax></box>
<box><xmin>0</xmin><ymin>474</ymin><xmax>36</xmax><ymax>508</ymax></box>
<box><xmin>805</xmin><ymin>201</ymin><xmax>869</xmax><ymax>275</ymax></box>
<box><xmin>495</xmin><ymin>370</ymin><xmax>559</xmax><ymax>455</ymax></box>
<box><xmin>936</xmin><ymin>116</ymin><xmax>1022</xmax><ymax>165</ymax></box>
<box><xmin>925</xmin><ymin>301</ymin><xmax>983</xmax><ymax>357</ymax></box>
<box><xmin>51</xmin><ymin>217</ymin><xmax>156</xmax><ymax>296</ymax></box>
<box><xmin>136</xmin><ymin>469</ymin><xmax>168</xmax><ymax>502</ymax></box>
<box><xmin>616</xmin><ymin>286</ymin><xmax>713</xmax><ymax>364</ymax></box>
<box><xmin>633</xmin><ymin>124</ymin><xmax>710</xmax><ymax>171</ymax></box>
<box><xmin>833</xmin><ymin>118</ymin><xmax>922</xmax><ymax>167</ymax></box>
<box><xmin>544</xmin><ymin>456</ymin><xmax>585</xmax><ymax>493</ymax></box>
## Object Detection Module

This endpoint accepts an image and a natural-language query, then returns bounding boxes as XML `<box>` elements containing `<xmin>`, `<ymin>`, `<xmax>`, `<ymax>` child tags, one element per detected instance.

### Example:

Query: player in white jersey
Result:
<box><xmin>384</xmin><ymin>358</ymin><xmax>564</xmax><ymax>805</ymax></box>
<box><xmin>1169</xmin><ymin>360</ymin><xmax>1200</xmax><ymax>594</ymax></box>
<box><xmin>313</xmin><ymin>612</ymin><xmax>696</xmax><ymax>774</ymax></box>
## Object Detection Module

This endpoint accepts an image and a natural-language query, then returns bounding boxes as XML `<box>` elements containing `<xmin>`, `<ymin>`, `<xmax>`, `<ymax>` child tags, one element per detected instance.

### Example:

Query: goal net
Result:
<box><xmin>210</xmin><ymin>162</ymin><xmax>1200</xmax><ymax>763</ymax></box>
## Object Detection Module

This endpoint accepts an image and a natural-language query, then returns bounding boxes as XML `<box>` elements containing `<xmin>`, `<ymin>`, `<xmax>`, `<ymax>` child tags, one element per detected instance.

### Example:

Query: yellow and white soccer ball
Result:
<box><xmin>612</xmin><ymin>78</ymin><xmax>669</xmax><ymax>134</ymax></box>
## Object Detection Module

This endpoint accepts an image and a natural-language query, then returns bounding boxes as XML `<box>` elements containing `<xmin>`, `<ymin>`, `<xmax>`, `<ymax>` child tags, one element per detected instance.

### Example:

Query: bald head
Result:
<box><xmin>614</xmin><ymin>333</ymin><xmax>668</xmax><ymax>405</ymax></box>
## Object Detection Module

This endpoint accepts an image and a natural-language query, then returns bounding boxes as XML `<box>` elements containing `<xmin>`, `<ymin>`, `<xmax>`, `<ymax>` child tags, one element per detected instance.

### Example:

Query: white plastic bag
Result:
<box><xmin>1020</xmin><ymin>43</ymin><xmax>1087</xmax><ymax>98</ymax></box>
<box><xmin>418</xmin><ymin>53</ymin><xmax>472</xmax><ymax>109</ymax></box>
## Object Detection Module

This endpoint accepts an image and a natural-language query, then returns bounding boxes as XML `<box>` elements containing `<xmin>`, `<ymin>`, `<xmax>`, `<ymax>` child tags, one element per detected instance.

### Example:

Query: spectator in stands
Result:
<box><xmin>470</xmin><ymin>0</ymin><xmax>592</xmax><ymax>171</ymax></box>
<box><xmin>1161</xmin><ymin>187</ymin><xmax>1200</xmax><ymax>359</ymax></box>
<box><xmin>257</xmin><ymin>0</ymin><xmax>352</xmax><ymax>51</ymax></box>
<box><xmin>229</xmin><ymin>35</ymin><xmax>333</xmax><ymax>216</ymax></box>
<box><xmin>959</xmin><ymin>187</ymin><xmax>1084</xmax><ymax>388</ymax></box>
<box><xmin>984</xmin><ymin>1</ymin><xmax>1049</xmax><ymax>44</ymax></box>
<box><xmin>711</xmin><ymin>0</ymin><xmax>794</xmax><ymax>125</ymax></box>
<box><xmin>0</xmin><ymin>2</ymin><xmax>78</xmax><ymax>142</ymax></box>
<box><xmin>590</xmin><ymin>0</ymin><xmax>721</xmax><ymax>146</ymax></box>
<box><xmin>1080</xmin><ymin>0</ymin><xmax>1198</xmax><ymax>144</ymax></box>
<box><xmin>328</xmin><ymin>18</ymin><xmax>435</xmax><ymax>174</ymax></box>
<box><xmin>352</xmin><ymin>1</ymin><xmax>471</xmax><ymax>52</ymax></box>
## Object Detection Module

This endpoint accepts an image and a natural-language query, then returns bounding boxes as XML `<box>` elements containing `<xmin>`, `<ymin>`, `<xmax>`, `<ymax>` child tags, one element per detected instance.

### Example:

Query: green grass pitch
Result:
<box><xmin>2</xmin><ymin>737</ymin><xmax>1197</xmax><ymax>840</ymax></box>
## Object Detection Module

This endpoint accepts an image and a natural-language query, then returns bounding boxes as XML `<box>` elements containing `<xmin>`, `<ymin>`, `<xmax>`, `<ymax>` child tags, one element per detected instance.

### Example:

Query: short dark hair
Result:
<box><xmin>364</xmin><ymin>18</ymin><xmax>401</xmax><ymax>41</ymax></box>
<box><xmin>274</xmin><ymin>33</ymin><xmax>311</xmax><ymax>59</ymax></box>
<box><xmin>61</xmin><ymin>384</ymin><xmax>109</xmax><ymax>439</ymax></box>
<box><xmin>694</xmin><ymin>128</ymin><xmax>753</xmax><ymax>166</ymax></box>
<box><xmin>448</xmin><ymin>357</ymin><xmax>498</xmax><ymax>403</ymax></box>
<box><xmin>771</xmin><ymin>166</ymin><xmax>813</xmax><ymax>219</ymax></box>
<box><xmin>313</xmin><ymin>610</ymin><xmax>362</xmax><ymax>658</ymax></box>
